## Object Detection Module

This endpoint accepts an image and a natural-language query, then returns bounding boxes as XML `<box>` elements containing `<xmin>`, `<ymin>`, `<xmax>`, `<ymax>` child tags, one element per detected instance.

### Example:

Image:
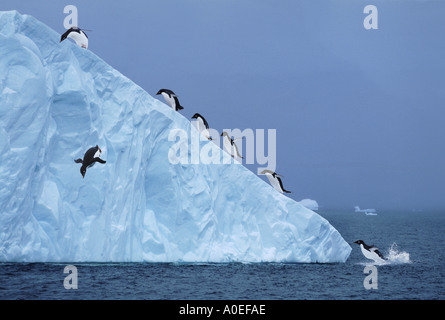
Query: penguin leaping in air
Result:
<box><xmin>191</xmin><ymin>113</ymin><xmax>213</xmax><ymax>140</ymax></box>
<box><xmin>74</xmin><ymin>145</ymin><xmax>106</xmax><ymax>178</ymax></box>
<box><xmin>259</xmin><ymin>170</ymin><xmax>291</xmax><ymax>194</ymax></box>
<box><xmin>156</xmin><ymin>89</ymin><xmax>184</xmax><ymax>111</ymax></box>
<box><xmin>60</xmin><ymin>27</ymin><xmax>88</xmax><ymax>49</ymax></box>
<box><xmin>221</xmin><ymin>131</ymin><xmax>244</xmax><ymax>159</ymax></box>
<box><xmin>354</xmin><ymin>240</ymin><xmax>386</xmax><ymax>263</ymax></box>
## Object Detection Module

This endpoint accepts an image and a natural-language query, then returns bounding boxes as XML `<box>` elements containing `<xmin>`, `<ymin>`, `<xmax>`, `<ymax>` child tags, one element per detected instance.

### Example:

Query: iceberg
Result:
<box><xmin>0</xmin><ymin>11</ymin><xmax>351</xmax><ymax>263</ymax></box>
<box><xmin>354</xmin><ymin>206</ymin><xmax>377</xmax><ymax>214</ymax></box>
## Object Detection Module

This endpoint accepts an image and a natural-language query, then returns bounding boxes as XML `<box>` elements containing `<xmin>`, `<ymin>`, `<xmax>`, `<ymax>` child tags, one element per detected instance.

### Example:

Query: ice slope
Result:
<box><xmin>0</xmin><ymin>11</ymin><xmax>351</xmax><ymax>262</ymax></box>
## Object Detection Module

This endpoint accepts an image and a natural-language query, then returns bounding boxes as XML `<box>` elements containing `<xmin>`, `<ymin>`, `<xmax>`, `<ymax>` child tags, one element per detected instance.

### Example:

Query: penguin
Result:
<box><xmin>220</xmin><ymin>131</ymin><xmax>244</xmax><ymax>159</ymax></box>
<box><xmin>60</xmin><ymin>27</ymin><xmax>88</xmax><ymax>49</ymax></box>
<box><xmin>74</xmin><ymin>145</ymin><xmax>106</xmax><ymax>178</ymax></box>
<box><xmin>191</xmin><ymin>113</ymin><xmax>212</xmax><ymax>140</ymax></box>
<box><xmin>354</xmin><ymin>240</ymin><xmax>386</xmax><ymax>263</ymax></box>
<box><xmin>259</xmin><ymin>169</ymin><xmax>291</xmax><ymax>194</ymax></box>
<box><xmin>156</xmin><ymin>89</ymin><xmax>184</xmax><ymax>111</ymax></box>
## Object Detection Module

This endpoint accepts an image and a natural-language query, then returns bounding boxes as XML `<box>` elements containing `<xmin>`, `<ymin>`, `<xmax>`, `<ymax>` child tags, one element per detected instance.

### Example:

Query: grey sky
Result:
<box><xmin>2</xmin><ymin>0</ymin><xmax>444</xmax><ymax>211</ymax></box>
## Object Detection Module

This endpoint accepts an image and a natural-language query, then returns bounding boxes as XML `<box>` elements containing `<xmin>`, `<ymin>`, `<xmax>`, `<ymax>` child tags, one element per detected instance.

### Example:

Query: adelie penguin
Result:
<box><xmin>354</xmin><ymin>240</ymin><xmax>386</xmax><ymax>263</ymax></box>
<box><xmin>191</xmin><ymin>113</ymin><xmax>213</xmax><ymax>140</ymax></box>
<box><xmin>156</xmin><ymin>89</ymin><xmax>184</xmax><ymax>111</ymax></box>
<box><xmin>259</xmin><ymin>169</ymin><xmax>291</xmax><ymax>194</ymax></box>
<box><xmin>221</xmin><ymin>131</ymin><xmax>244</xmax><ymax>159</ymax></box>
<box><xmin>60</xmin><ymin>27</ymin><xmax>88</xmax><ymax>49</ymax></box>
<box><xmin>74</xmin><ymin>145</ymin><xmax>106</xmax><ymax>178</ymax></box>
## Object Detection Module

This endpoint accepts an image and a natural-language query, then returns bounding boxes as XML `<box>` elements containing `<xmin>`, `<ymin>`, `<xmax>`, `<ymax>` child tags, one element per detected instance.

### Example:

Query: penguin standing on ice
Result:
<box><xmin>156</xmin><ymin>89</ymin><xmax>184</xmax><ymax>111</ymax></box>
<box><xmin>74</xmin><ymin>145</ymin><xmax>106</xmax><ymax>178</ymax></box>
<box><xmin>354</xmin><ymin>240</ymin><xmax>386</xmax><ymax>263</ymax></box>
<box><xmin>259</xmin><ymin>169</ymin><xmax>291</xmax><ymax>194</ymax></box>
<box><xmin>60</xmin><ymin>27</ymin><xmax>89</xmax><ymax>49</ymax></box>
<box><xmin>220</xmin><ymin>131</ymin><xmax>244</xmax><ymax>159</ymax></box>
<box><xmin>191</xmin><ymin>113</ymin><xmax>213</xmax><ymax>140</ymax></box>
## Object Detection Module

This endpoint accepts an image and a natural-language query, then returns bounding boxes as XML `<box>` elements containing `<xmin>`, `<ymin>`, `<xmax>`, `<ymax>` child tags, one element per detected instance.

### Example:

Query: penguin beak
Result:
<box><xmin>353</xmin><ymin>241</ymin><xmax>359</xmax><ymax>245</ymax></box>
<box><xmin>220</xmin><ymin>133</ymin><xmax>223</xmax><ymax>136</ymax></box>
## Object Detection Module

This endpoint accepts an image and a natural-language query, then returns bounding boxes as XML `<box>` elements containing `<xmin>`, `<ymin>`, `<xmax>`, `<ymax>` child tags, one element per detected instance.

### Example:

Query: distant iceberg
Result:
<box><xmin>0</xmin><ymin>11</ymin><xmax>351</xmax><ymax>263</ymax></box>
<box><xmin>299</xmin><ymin>199</ymin><xmax>319</xmax><ymax>211</ymax></box>
<box><xmin>354</xmin><ymin>206</ymin><xmax>377</xmax><ymax>215</ymax></box>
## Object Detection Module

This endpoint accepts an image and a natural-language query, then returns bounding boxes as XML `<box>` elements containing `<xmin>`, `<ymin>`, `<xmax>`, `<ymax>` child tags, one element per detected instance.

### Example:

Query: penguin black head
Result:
<box><xmin>156</xmin><ymin>89</ymin><xmax>166</xmax><ymax>95</ymax></box>
<box><xmin>354</xmin><ymin>240</ymin><xmax>364</xmax><ymax>245</ymax></box>
<box><xmin>80</xmin><ymin>166</ymin><xmax>86</xmax><ymax>179</ymax></box>
<box><xmin>192</xmin><ymin>113</ymin><xmax>200</xmax><ymax>119</ymax></box>
<box><xmin>60</xmin><ymin>27</ymin><xmax>80</xmax><ymax>42</ymax></box>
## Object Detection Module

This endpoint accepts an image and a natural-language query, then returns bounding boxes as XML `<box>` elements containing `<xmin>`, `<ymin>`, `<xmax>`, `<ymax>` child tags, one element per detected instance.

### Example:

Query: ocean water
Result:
<box><xmin>0</xmin><ymin>210</ymin><xmax>444</xmax><ymax>300</ymax></box>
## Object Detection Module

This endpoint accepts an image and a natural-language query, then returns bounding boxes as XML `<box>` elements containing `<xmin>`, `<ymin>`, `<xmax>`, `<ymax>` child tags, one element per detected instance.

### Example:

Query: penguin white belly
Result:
<box><xmin>197</xmin><ymin>118</ymin><xmax>205</xmax><ymax>132</ymax></box>
<box><xmin>68</xmin><ymin>32</ymin><xmax>88</xmax><ymax>48</ymax></box>
<box><xmin>360</xmin><ymin>244</ymin><xmax>385</xmax><ymax>262</ymax></box>
<box><xmin>161</xmin><ymin>92</ymin><xmax>176</xmax><ymax>109</ymax></box>
<box><xmin>193</xmin><ymin>118</ymin><xmax>208</xmax><ymax>139</ymax></box>
<box><xmin>202</xmin><ymin>129</ymin><xmax>210</xmax><ymax>140</ymax></box>
<box><xmin>233</xmin><ymin>142</ymin><xmax>242</xmax><ymax>158</ymax></box>
<box><xmin>199</xmin><ymin>119</ymin><xmax>211</xmax><ymax>139</ymax></box>
<box><xmin>266</xmin><ymin>175</ymin><xmax>282</xmax><ymax>193</ymax></box>
<box><xmin>223</xmin><ymin>137</ymin><xmax>233</xmax><ymax>156</ymax></box>
<box><xmin>93</xmin><ymin>149</ymin><xmax>101</xmax><ymax>158</ymax></box>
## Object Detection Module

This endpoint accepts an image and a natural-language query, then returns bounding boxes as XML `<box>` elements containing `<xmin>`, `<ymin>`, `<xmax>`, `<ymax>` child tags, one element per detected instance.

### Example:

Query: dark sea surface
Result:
<box><xmin>0</xmin><ymin>210</ymin><xmax>444</xmax><ymax>300</ymax></box>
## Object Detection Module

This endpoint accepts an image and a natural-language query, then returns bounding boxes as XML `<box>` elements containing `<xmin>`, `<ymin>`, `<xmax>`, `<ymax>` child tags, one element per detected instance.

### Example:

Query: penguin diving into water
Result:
<box><xmin>156</xmin><ymin>89</ymin><xmax>184</xmax><ymax>111</ymax></box>
<box><xmin>354</xmin><ymin>240</ymin><xmax>386</xmax><ymax>263</ymax></box>
<box><xmin>74</xmin><ymin>145</ymin><xmax>106</xmax><ymax>178</ymax></box>
<box><xmin>259</xmin><ymin>170</ymin><xmax>291</xmax><ymax>194</ymax></box>
<box><xmin>220</xmin><ymin>131</ymin><xmax>244</xmax><ymax>159</ymax></box>
<box><xmin>191</xmin><ymin>113</ymin><xmax>213</xmax><ymax>140</ymax></box>
<box><xmin>60</xmin><ymin>27</ymin><xmax>88</xmax><ymax>49</ymax></box>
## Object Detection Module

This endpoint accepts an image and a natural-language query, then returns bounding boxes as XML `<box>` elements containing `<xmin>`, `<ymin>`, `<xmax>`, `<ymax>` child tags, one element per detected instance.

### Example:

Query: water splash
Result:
<box><xmin>385</xmin><ymin>242</ymin><xmax>411</xmax><ymax>264</ymax></box>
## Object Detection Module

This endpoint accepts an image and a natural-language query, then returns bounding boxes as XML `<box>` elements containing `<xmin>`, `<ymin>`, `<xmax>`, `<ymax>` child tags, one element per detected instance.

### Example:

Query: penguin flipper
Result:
<box><xmin>74</xmin><ymin>158</ymin><xmax>83</xmax><ymax>164</ymax></box>
<box><xmin>371</xmin><ymin>248</ymin><xmax>385</xmax><ymax>260</ymax></box>
<box><xmin>284</xmin><ymin>190</ymin><xmax>291</xmax><ymax>193</ymax></box>
<box><xmin>94</xmin><ymin>158</ymin><xmax>106</xmax><ymax>164</ymax></box>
